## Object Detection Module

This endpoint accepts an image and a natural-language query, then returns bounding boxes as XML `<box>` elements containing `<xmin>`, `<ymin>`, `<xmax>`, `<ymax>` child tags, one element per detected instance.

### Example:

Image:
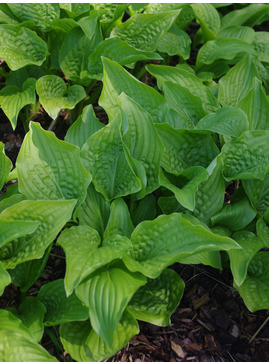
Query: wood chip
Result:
<box><xmin>193</xmin><ymin>293</ymin><xmax>211</xmax><ymax>310</ymax></box>
<box><xmin>171</xmin><ymin>341</ymin><xmax>185</xmax><ymax>359</ymax></box>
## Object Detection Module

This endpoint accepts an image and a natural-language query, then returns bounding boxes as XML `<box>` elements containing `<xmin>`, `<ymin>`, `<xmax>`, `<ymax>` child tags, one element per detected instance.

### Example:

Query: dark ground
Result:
<box><xmin>0</xmin><ymin>106</ymin><xmax>268</xmax><ymax>362</ymax></box>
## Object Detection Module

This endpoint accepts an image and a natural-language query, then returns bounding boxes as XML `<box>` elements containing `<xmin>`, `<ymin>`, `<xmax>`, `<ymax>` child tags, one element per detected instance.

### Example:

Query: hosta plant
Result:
<box><xmin>1</xmin><ymin>2</ymin><xmax>269</xmax><ymax>362</ymax></box>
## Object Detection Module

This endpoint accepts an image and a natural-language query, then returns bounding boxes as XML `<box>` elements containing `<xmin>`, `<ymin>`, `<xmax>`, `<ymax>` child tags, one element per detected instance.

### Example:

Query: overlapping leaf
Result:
<box><xmin>0</xmin><ymin>142</ymin><xmax>12</xmax><ymax>191</ymax></box>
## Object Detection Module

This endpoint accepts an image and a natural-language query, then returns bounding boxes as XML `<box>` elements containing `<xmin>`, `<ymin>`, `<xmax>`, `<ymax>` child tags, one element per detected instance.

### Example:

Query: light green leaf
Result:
<box><xmin>60</xmin><ymin>311</ymin><xmax>139</xmax><ymax>362</ymax></box>
<box><xmin>238</xmin><ymin>78</ymin><xmax>269</xmax><ymax>130</ymax></box>
<box><xmin>252</xmin><ymin>32</ymin><xmax>269</xmax><ymax>62</ymax></box>
<box><xmin>221</xmin><ymin>4</ymin><xmax>269</xmax><ymax>29</ymax></box>
<box><xmin>57</xmin><ymin>225</ymin><xmax>100</xmax><ymax>296</ymax></box>
<box><xmin>243</xmin><ymin>173</ymin><xmax>269</xmax><ymax>215</ymax></box>
<box><xmin>58</xmin><ymin>225</ymin><xmax>132</xmax><ymax>296</ymax></box>
<box><xmin>65</xmin><ymin>105</ymin><xmax>104</xmax><ymax>149</ymax></box>
<box><xmin>144</xmin><ymin>3</ymin><xmax>185</xmax><ymax>13</ymax></box>
<box><xmin>128</xmin><ymin>269</ymin><xmax>184</xmax><ymax>326</ymax></box>
<box><xmin>15</xmin><ymin>297</ymin><xmax>46</xmax><ymax>342</ymax></box>
<box><xmin>0</xmin><ymin>78</ymin><xmax>36</xmax><ymax>129</ymax></box>
<box><xmin>17</xmin><ymin>122</ymin><xmax>91</xmax><ymax>205</ymax></box>
<box><xmin>191</xmin><ymin>3</ymin><xmax>220</xmax><ymax>40</ymax></box>
<box><xmin>218</xmin><ymin>54</ymin><xmax>260</xmax><ymax>107</ymax></box>
<box><xmin>100</xmin><ymin>57</ymin><xmax>168</xmax><ymax>124</ymax></box>
<box><xmin>218</xmin><ymin>26</ymin><xmax>255</xmax><ymax>43</ymax></box>
<box><xmin>192</xmin><ymin>155</ymin><xmax>225</xmax><ymax>224</ymax></box>
<box><xmin>0</xmin><ymin>199</ymin><xmax>76</xmax><ymax>269</ymax></box>
<box><xmin>0</xmin><ymin>261</ymin><xmax>11</xmax><ymax>295</ymax></box>
<box><xmin>0</xmin><ymin>309</ymin><xmax>56</xmax><ymax>361</ymax></box>
<box><xmin>104</xmin><ymin>198</ymin><xmax>134</xmax><ymax>240</ymax></box>
<box><xmin>0</xmin><ymin>25</ymin><xmax>48</xmax><ymax>70</ymax></box>
<box><xmin>256</xmin><ymin>218</ymin><xmax>269</xmax><ymax>247</ymax></box>
<box><xmin>123</xmin><ymin>213</ymin><xmax>240</xmax><ymax>278</ymax></box>
<box><xmin>38</xmin><ymin>279</ymin><xmax>88</xmax><ymax>326</ymax></box>
<box><xmin>59</xmin><ymin>26</ymin><xmax>94</xmax><ymax>85</ymax></box>
<box><xmin>0</xmin><ymin>142</ymin><xmax>12</xmax><ymax>191</ymax></box>
<box><xmin>222</xmin><ymin>131</ymin><xmax>269</xmax><ymax>181</ymax></box>
<box><xmin>211</xmin><ymin>192</ymin><xmax>256</xmax><ymax>230</ymax></box>
<box><xmin>36</xmin><ymin>75</ymin><xmax>86</xmax><ymax>119</ymax></box>
<box><xmin>111</xmin><ymin>10</ymin><xmax>180</xmax><ymax>51</ymax></box>
<box><xmin>159</xmin><ymin>166</ymin><xmax>209</xmax><ymax>211</ymax></box>
<box><xmin>228</xmin><ymin>231</ymin><xmax>263</xmax><ymax>286</ymax></box>
<box><xmin>196</xmin><ymin>38</ymin><xmax>256</xmax><ymax>70</ymax></box>
<box><xmin>163</xmin><ymin>81</ymin><xmax>207</xmax><ymax>128</ymax></box>
<box><xmin>146</xmin><ymin>63</ymin><xmax>219</xmax><ymax>113</ymax></box>
<box><xmin>8</xmin><ymin>3</ymin><xmax>60</xmax><ymax>31</ymax></box>
<box><xmin>75</xmin><ymin>184</ymin><xmax>110</xmax><ymax>236</ymax></box>
<box><xmin>8</xmin><ymin>245</ymin><xmax>51</xmax><ymax>292</ymax></box>
<box><xmin>92</xmin><ymin>3</ymin><xmax>128</xmax><ymax>27</ymax></box>
<box><xmin>75</xmin><ymin>261</ymin><xmax>146</xmax><ymax>347</ymax></box>
<box><xmin>88</xmin><ymin>37</ymin><xmax>162</xmax><ymax>80</ymax></box>
<box><xmin>131</xmin><ymin>195</ymin><xmax>157</xmax><ymax>227</ymax></box>
<box><xmin>180</xmin><ymin>251</ymin><xmax>222</xmax><ymax>270</ymax></box>
<box><xmin>157</xmin><ymin>25</ymin><xmax>191</xmax><ymax>59</ymax></box>
<box><xmin>81</xmin><ymin>115</ymin><xmax>141</xmax><ymax>201</ymax></box>
<box><xmin>118</xmin><ymin>93</ymin><xmax>164</xmax><ymax>195</ymax></box>
<box><xmin>156</xmin><ymin>124</ymin><xmax>219</xmax><ymax>175</ymax></box>
<box><xmin>0</xmin><ymin>220</ymin><xmax>39</xmax><ymax>249</ymax></box>
<box><xmin>59</xmin><ymin>3</ymin><xmax>91</xmax><ymax>19</ymax></box>
<box><xmin>234</xmin><ymin>252</ymin><xmax>269</xmax><ymax>312</ymax></box>
<box><xmin>196</xmin><ymin>106</ymin><xmax>249</xmax><ymax>137</ymax></box>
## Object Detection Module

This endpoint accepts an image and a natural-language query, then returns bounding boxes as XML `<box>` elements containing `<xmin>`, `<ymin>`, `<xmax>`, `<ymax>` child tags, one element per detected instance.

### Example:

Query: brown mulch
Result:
<box><xmin>1</xmin><ymin>99</ymin><xmax>269</xmax><ymax>362</ymax></box>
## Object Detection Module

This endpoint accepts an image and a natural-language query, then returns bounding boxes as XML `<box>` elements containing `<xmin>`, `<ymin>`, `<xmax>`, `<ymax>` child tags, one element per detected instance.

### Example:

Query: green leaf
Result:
<box><xmin>100</xmin><ymin>57</ymin><xmax>168</xmax><ymax>124</ymax></box>
<box><xmin>159</xmin><ymin>166</ymin><xmax>209</xmax><ymax>211</ymax></box>
<box><xmin>128</xmin><ymin>269</ymin><xmax>184</xmax><ymax>326</ymax></box>
<box><xmin>111</xmin><ymin>10</ymin><xmax>180</xmax><ymax>51</ymax></box>
<box><xmin>196</xmin><ymin>106</ymin><xmax>249</xmax><ymax>137</ymax></box>
<box><xmin>0</xmin><ymin>183</ymin><xmax>19</xmax><ymax>202</ymax></box>
<box><xmin>38</xmin><ymin>279</ymin><xmax>88</xmax><ymax>326</ymax></box>
<box><xmin>0</xmin><ymin>199</ymin><xmax>76</xmax><ymax>269</ymax></box>
<box><xmin>0</xmin><ymin>25</ymin><xmax>48</xmax><ymax>70</ymax></box>
<box><xmin>8</xmin><ymin>245</ymin><xmax>51</xmax><ymax>292</ymax></box>
<box><xmin>15</xmin><ymin>297</ymin><xmax>46</xmax><ymax>342</ymax></box>
<box><xmin>60</xmin><ymin>311</ymin><xmax>139</xmax><ymax>362</ymax></box>
<box><xmin>163</xmin><ymin>81</ymin><xmax>207</xmax><ymax>128</ymax></box>
<box><xmin>104</xmin><ymin>198</ymin><xmax>134</xmax><ymax>240</ymax></box>
<box><xmin>58</xmin><ymin>225</ymin><xmax>132</xmax><ymax>296</ymax></box>
<box><xmin>0</xmin><ymin>78</ymin><xmax>36</xmax><ymax>129</ymax></box>
<box><xmin>234</xmin><ymin>252</ymin><xmax>269</xmax><ymax>312</ymax></box>
<box><xmin>17</xmin><ymin>122</ymin><xmax>91</xmax><ymax>205</ymax></box>
<box><xmin>218</xmin><ymin>26</ymin><xmax>255</xmax><ymax>43</ymax></box>
<box><xmin>196</xmin><ymin>38</ymin><xmax>256</xmax><ymax>70</ymax></box>
<box><xmin>123</xmin><ymin>213</ymin><xmax>240</xmax><ymax>278</ymax></box>
<box><xmin>192</xmin><ymin>155</ymin><xmax>225</xmax><ymax>224</ymax></box>
<box><xmin>59</xmin><ymin>3</ymin><xmax>91</xmax><ymax>19</ymax></box>
<box><xmin>75</xmin><ymin>261</ymin><xmax>146</xmax><ymax>347</ymax></box>
<box><xmin>243</xmin><ymin>173</ymin><xmax>269</xmax><ymax>215</ymax></box>
<box><xmin>118</xmin><ymin>93</ymin><xmax>164</xmax><ymax>196</ymax></box>
<box><xmin>175</xmin><ymin>5</ymin><xmax>195</xmax><ymax>30</ymax></box>
<box><xmin>228</xmin><ymin>231</ymin><xmax>263</xmax><ymax>286</ymax></box>
<box><xmin>75</xmin><ymin>184</ymin><xmax>110</xmax><ymax>237</ymax></box>
<box><xmin>211</xmin><ymin>192</ymin><xmax>256</xmax><ymax>231</ymax></box>
<box><xmin>59</xmin><ymin>26</ymin><xmax>94</xmax><ymax>85</ymax></box>
<box><xmin>218</xmin><ymin>54</ymin><xmax>260</xmax><ymax>107</ymax></box>
<box><xmin>146</xmin><ymin>63</ymin><xmax>219</xmax><ymax>113</ymax></box>
<box><xmin>221</xmin><ymin>4</ymin><xmax>269</xmax><ymax>29</ymax></box>
<box><xmin>0</xmin><ymin>220</ymin><xmax>39</xmax><ymax>249</ymax></box>
<box><xmin>131</xmin><ymin>195</ymin><xmax>157</xmax><ymax>227</ymax></box>
<box><xmin>8</xmin><ymin>3</ymin><xmax>60</xmax><ymax>31</ymax></box>
<box><xmin>191</xmin><ymin>3</ymin><xmax>220</xmax><ymax>40</ymax></box>
<box><xmin>156</xmin><ymin>25</ymin><xmax>191</xmax><ymax>59</ymax></box>
<box><xmin>222</xmin><ymin>131</ymin><xmax>269</xmax><ymax>181</ymax></box>
<box><xmin>65</xmin><ymin>105</ymin><xmax>104</xmax><ymax>149</ymax></box>
<box><xmin>0</xmin><ymin>142</ymin><xmax>12</xmax><ymax>191</ymax></box>
<box><xmin>0</xmin><ymin>310</ymin><xmax>56</xmax><ymax>361</ymax></box>
<box><xmin>81</xmin><ymin>115</ymin><xmax>141</xmax><ymax>201</ymax></box>
<box><xmin>88</xmin><ymin>37</ymin><xmax>162</xmax><ymax>80</ymax></box>
<box><xmin>180</xmin><ymin>251</ymin><xmax>222</xmax><ymax>270</ymax></box>
<box><xmin>92</xmin><ymin>3</ymin><xmax>128</xmax><ymax>29</ymax></box>
<box><xmin>0</xmin><ymin>261</ymin><xmax>11</xmax><ymax>295</ymax></box>
<box><xmin>0</xmin><ymin>194</ymin><xmax>25</xmax><ymax>214</ymax></box>
<box><xmin>156</xmin><ymin>124</ymin><xmax>219</xmax><ymax>175</ymax></box>
<box><xmin>238</xmin><ymin>78</ymin><xmax>269</xmax><ymax>130</ymax></box>
<box><xmin>36</xmin><ymin>75</ymin><xmax>86</xmax><ymax>119</ymax></box>
<box><xmin>256</xmin><ymin>218</ymin><xmax>269</xmax><ymax>248</ymax></box>
<box><xmin>252</xmin><ymin>32</ymin><xmax>269</xmax><ymax>63</ymax></box>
